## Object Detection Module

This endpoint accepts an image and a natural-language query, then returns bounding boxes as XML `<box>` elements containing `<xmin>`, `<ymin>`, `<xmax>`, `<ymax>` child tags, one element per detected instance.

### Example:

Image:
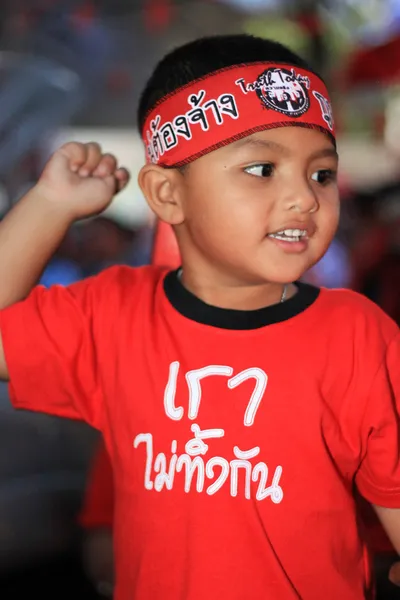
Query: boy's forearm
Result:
<box><xmin>0</xmin><ymin>186</ymin><xmax>73</xmax><ymax>308</ymax></box>
<box><xmin>374</xmin><ymin>505</ymin><xmax>400</xmax><ymax>554</ymax></box>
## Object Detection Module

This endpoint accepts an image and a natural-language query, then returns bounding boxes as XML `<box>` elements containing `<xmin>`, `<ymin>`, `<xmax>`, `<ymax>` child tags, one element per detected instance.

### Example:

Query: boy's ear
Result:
<box><xmin>138</xmin><ymin>164</ymin><xmax>185</xmax><ymax>225</ymax></box>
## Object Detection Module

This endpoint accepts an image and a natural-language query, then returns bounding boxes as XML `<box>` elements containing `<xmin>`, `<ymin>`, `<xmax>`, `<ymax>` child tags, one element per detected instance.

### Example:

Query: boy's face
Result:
<box><xmin>175</xmin><ymin>126</ymin><xmax>339</xmax><ymax>285</ymax></box>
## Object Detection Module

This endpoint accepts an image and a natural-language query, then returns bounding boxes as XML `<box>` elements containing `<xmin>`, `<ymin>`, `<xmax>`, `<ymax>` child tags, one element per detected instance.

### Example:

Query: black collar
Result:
<box><xmin>163</xmin><ymin>269</ymin><xmax>320</xmax><ymax>330</ymax></box>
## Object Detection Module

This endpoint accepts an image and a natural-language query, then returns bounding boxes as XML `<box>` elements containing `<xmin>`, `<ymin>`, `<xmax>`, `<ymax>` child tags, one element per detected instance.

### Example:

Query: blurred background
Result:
<box><xmin>0</xmin><ymin>0</ymin><xmax>399</xmax><ymax>598</ymax></box>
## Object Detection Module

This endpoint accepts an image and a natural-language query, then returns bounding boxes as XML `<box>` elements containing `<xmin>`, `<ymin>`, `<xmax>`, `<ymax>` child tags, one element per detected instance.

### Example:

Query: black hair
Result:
<box><xmin>137</xmin><ymin>34</ymin><xmax>316</xmax><ymax>133</ymax></box>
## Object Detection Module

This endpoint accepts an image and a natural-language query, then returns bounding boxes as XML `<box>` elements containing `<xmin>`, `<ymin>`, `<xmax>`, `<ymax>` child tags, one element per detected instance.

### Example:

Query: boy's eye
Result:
<box><xmin>311</xmin><ymin>169</ymin><xmax>337</xmax><ymax>185</ymax></box>
<box><xmin>244</xmin><ymin>163</ymin><xmax>274</xmax><ymax>178</ymax></box>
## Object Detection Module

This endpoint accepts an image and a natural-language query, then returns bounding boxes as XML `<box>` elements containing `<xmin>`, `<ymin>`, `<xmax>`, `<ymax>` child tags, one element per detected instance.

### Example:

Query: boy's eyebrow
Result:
<box><xmin>234</xmin><ymin>138</ymin><xmax>290</xmax><ymax>154</ymax></box>
<box><xmin>309</xmin><ymin>147</ymin><xmax>339</xmax><ymax>161</ymax></box>
<box><xmin>233</xmin><ymin>136</ymin><xmax>339</xmax><ymax>161</ymax></box>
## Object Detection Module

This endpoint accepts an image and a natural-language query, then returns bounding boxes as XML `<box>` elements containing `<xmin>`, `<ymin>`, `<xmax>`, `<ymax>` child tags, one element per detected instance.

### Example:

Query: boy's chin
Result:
<box><xmin>254</xmin><ymin>265</ymin><xmax>310</xmax><ymax>285</ymax></box>
<box><xmin>233</xmin><ymin>269</ymin><xmax>305</xmax><ymax>287</ymax></box>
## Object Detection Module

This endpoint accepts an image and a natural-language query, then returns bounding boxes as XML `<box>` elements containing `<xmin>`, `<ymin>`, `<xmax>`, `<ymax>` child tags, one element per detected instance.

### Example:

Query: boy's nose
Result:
<box><xmin>283</xmin><ymin>180</ymin><xmax>318</xmax><ymax>214</ymax></box>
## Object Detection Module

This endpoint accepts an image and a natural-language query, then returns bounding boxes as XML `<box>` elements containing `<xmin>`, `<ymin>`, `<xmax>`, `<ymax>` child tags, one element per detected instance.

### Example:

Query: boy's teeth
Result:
<box><xmin>277</xmin><ymin>229</ymin><xmax>306</xmax><ymax>236</ymax></box>
<box><xmin>268</xmin><ymin>228</ymin><xmax>307</xmax><ymax>242</ymax></box>
<box><xmin>269</xmin><ymin>234</ymin><xmax>301</xmax><ymax>242</ymax></box>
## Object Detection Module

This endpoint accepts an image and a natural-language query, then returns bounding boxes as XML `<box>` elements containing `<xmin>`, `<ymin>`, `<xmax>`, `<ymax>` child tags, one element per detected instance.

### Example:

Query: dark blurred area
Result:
<box><xmin>0</xmin><ymin>1</ymin><xmax>399</xmax><ymax>598</ymax></box>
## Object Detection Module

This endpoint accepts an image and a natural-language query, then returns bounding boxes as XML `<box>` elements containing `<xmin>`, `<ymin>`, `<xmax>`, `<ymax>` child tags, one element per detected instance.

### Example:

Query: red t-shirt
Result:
<box><xmin>79</xmin><ymin>440</ymin><xmax>114</xmax><ymax>529</ymax></box>
<box><xmin>1</xmin><ymin>266</ymin><xmax>399</xmax><ymax>600</ymax></box>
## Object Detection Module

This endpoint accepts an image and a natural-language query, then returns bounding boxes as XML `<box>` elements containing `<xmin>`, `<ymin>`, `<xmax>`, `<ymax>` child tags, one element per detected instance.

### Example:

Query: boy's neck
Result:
<box><xmin>179</xmin><ymin>269</ymin><xmax>295</xmax><ymax>311</ymax></box>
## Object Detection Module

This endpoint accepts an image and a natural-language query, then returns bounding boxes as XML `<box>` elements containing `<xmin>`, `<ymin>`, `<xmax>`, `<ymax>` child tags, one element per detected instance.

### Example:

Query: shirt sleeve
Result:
<box><xmin>356</xmin><ymin>332</ymin><xmax>400</xmax><ymax>507</ymax></box>
<box><xmin>0</xmin><ymin>270</ymin><xmax>117</xmax><ymax>430</ymax></box>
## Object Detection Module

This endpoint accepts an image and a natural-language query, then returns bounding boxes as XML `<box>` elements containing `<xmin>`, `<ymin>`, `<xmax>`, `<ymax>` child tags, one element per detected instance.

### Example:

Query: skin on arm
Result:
<box><xmin>83</xmin><ymin>528</ymin><xmax>114</xmax><ymax>597</ymax></box>
<box><xmin>374</xmin><ymin>506</ymin><xmax>400</xmax><ymax>585</ymax></box>
<box><xmin>0</xmin><ymin>141</ymin><xmax>130</xmax><ymax>380</ymax></box>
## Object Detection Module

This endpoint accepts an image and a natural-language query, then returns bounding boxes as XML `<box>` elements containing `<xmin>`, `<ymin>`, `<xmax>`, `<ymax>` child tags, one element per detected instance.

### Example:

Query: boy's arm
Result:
<box><xmin>374</xmin><ymin>506</ymin><xmax>400</xmax><ymax>586</ymax></box>
<box><xmin>0</xmin><ymin>142</ymin><xmax>129</xmax><ymax>380</ymax></box>
<box><xmin>374</xmin><ymin>506</ymin><xmax>400</xmax><ymax>553</ymax></box>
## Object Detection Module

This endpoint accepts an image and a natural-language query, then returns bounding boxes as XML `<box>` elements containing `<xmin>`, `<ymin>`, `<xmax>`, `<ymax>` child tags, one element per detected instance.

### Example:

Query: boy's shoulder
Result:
<box><xmin>320</xmin><ymin>285</ymin><xmax>392</xmax><ymax>318</ymax></box>
<box><xmin>88</xmin><ymin>264</ymin><xmax>168</xmax><ymax>290</ymax></box>
<box><xmin>318</xmin><ymin>286</ymin><xmax>398</xmax><ymax>343</ymax></box>
<box><xmin>79</xmin><ymin>264</ymin><xmax>170</xmax><ymax>307</ymax></box>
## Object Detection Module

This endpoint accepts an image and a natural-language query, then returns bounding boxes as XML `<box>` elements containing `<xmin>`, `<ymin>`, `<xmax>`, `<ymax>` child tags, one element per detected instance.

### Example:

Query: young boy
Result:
<box><xmin>0</xmin><ymin>35</ymin><xmax>398</xmax><ymax>600</ymax></box>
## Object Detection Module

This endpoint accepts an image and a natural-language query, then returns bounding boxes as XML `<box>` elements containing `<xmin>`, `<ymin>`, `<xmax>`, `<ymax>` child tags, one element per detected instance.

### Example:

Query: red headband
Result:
<box><xmin>142</xmin><ymin>62</ymin><xmax>335</xmax><ymax>167</ymax></box>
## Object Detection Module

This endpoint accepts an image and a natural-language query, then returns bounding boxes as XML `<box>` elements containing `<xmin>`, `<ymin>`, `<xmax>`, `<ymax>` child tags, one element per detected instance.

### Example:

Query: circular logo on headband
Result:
<box><xmin>256</xmin><ymin>67</ymin><xmax>310</xmax><ymax>118</ymax></box>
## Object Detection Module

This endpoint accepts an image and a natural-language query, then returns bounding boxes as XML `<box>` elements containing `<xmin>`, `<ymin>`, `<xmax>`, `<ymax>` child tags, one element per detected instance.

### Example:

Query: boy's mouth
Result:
<box><xmin>267</xmin><ymin>228</ymin><xmax>308</xmax><ymax>243</ymax></box>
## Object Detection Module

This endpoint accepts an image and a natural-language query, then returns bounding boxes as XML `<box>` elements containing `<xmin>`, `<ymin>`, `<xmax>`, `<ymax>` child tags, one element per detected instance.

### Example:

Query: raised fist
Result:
<box><xmin>35</xmin><ymin>142</ymin><xmax>130</xmax><ymax>221</ymax></box>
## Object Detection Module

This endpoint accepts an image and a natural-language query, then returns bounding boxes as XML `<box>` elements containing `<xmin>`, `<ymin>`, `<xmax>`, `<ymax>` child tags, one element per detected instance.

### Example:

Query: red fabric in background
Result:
<box><xmin>151</xmin><ymin>220</ymin><xmax>180</xmax><ymax>269</ymax></box>
<box><xmin>144</xmin><ymin>0</ymin><xmax>173</xmax><ymax>32</ymax></box>
<box><xmin>344</xmin><ymin>35</ymin><xmax>400</xmax><ymax>88</ymax></box>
